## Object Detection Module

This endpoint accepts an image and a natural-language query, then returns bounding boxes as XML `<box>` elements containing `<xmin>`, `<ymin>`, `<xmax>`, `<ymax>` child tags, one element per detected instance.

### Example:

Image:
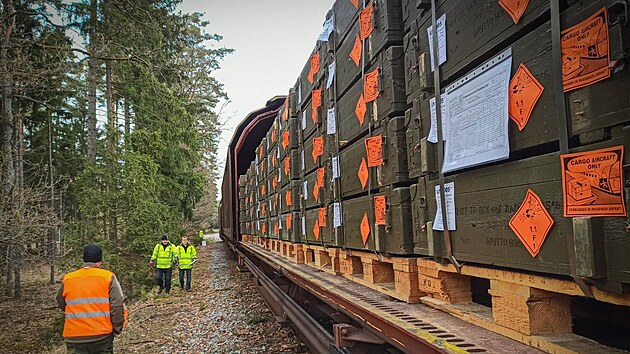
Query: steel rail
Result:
<box><xmin>232</xmin><ymin>238</ymin><xmax>446</xmax><ymax>354</ymax></box>
<box><xmin>229</xmin><ymin>240</ymin><xmax>337</xmax><ymax>354</ymax></box>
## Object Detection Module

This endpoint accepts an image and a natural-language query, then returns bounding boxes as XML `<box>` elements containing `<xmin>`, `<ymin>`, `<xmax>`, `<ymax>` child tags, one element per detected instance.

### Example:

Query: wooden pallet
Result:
<box><xmin>300</xmin><ymin>244</ymin><xmax>342</xmax><ymax>276</ymax></box>
<box><xmin>339</xmin><ymin>249</ymin><xmax>422</xmax><ymax>304</ymax></box>
<box><xmin>415</xmin><ymin>258</ymin><xmax>630</xmax><ymax>353</ymax></box>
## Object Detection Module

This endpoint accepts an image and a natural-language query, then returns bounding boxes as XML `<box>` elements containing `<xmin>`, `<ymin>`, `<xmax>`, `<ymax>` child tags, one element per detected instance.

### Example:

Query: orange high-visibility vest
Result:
<box><xmin>62</xmin><ymin>267</ymin><xmax>115</xmax><ymax>338</ymax></box>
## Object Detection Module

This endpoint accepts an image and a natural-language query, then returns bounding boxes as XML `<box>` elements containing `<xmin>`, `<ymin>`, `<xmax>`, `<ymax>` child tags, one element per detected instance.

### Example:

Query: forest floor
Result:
<box><xmin>1</xmin><ymin>234</ymin><xmax>307</xmax><ymax>354</ymax></box>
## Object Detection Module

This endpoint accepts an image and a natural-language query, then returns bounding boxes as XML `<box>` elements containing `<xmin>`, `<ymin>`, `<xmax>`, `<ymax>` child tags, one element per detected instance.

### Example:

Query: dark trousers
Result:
<box><xmin>179</xmin><ymin>268</ymin><xmax>192</xmax><ymax>290</ymax></box>
<box><xmin>66</xmin><ymin>334</ymin><xmax>114</xmax><ymax>354</ymax></box>
<box><xmin>155</xmin><ymin>267</ymin><xmax>172</xmax><ymax>292</ymax></box>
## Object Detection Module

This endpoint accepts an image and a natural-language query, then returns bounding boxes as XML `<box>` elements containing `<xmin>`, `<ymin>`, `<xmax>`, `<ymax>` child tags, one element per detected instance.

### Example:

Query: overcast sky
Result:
<box><xmin>178</xmin><ymin>0</ymin><xmax>335</xmax><ymax>178</ymax></box>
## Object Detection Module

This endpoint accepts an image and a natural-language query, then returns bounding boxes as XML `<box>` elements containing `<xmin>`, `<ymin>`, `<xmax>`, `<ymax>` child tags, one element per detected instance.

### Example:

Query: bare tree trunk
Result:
<box><xmin>13</xmin><ymin>246</ymin><xmax>20</xmax><ymax>299</ymax></box>
<box><xmin>5</xmin><ymin>245</ymin><xmax>12</xmax><ymax>297</ymax></box>
<box><xmin>48</xmin><ymin>112</ymin><xmax>55</xmax><ymax>284</ymax></box>
<box><xmin>0</xmin><ymin>0</ymin><xmax>16</xmax><ymax>198</ymax></box>
<box><xmin>86</xmin><ymin>0</ymin><xmax>98</xmax><ymax>163</ymax></box>
<box><xmin>124</xmin><ymin>99</ymin><xmax>130</xmax><ymax>143</ymax></box>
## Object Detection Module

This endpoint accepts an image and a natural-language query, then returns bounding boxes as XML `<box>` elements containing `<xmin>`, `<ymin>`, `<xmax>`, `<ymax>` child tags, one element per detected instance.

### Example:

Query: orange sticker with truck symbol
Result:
<box><xmin>312</xmin><ymin>89</ymin><xmax>322</xmax><ymax>124</ymax></box>
<box><xmin>308</xmin><ymin>53</ymin><xmax>320</xmax><ymax>85</ymax></box>
<box><xmin>359</xmin><ymin>2</ymin><xmax>374</xmax><ymax>40</ymax></box>
<box><xmin>374</xmin><ymin>195</ymin><xmax>386</xmax><ymax>225</ymax></box>
<box><xmin>560</xmin><ymin>146</ymin><xmax>625</xmax><ymax>217</ymax></box>
<box><xmin>509</xmin><ymin>189</ymin><xmax>553</xmax><ymax>258</ymax></box>
<box><xmin>499</xmin><ymin>0</ymin><xmax>530</xmax><ymax>24</ymax></box>
<box><xmin>319</xmin><ymin>207</ymin><xmax>327</xmax><ymax>227</ymax></box>
<box><xmin>312</xmin><ymin>136</ymin><xmax>324</xmax><ymax>163</ymax></box>
<box><xmin>363</xmin><ymin>68</ymin><xmax>379</xmax><ymax>102</ymax></box>
<box><xmin>509</xmin><ymin>63</ymin><xmax>544</xmax><ymax>131</ymax></box>
<box><xmin>284</xmin><ymin>157</ymin><xmax>290</xmax><ymax>176</ymax></box>
<box><xmin>282</xmin><ymin>131</ymin><xmax>290</xmax><ymax>149</ymax></box>
<box><xmin>561</xmin><ymin>7</ymin><xmax>610</xmax><ymax>92</ymax></box>
<box><xmin>364</xmin><ymin>135</ymin><xmax>383</xmax><ymax>167</ymax></box>
<box><xmin>350</xmin><ymin>34</ymin><xmax>362</xmax><ymax>67</ymax></box>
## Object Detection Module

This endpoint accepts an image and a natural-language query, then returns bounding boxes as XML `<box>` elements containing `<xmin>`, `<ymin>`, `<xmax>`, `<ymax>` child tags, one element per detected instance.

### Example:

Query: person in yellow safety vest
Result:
<box><xmin>198</xmin><ymin>229</ymin><xmax>204</xmax><ymax>243</ymax></box>
<box><xmin>149</xmin><ymin>234</ymin><xmax>176</xmax><ymax>294</ymax></box>
<box><xmin>57</xmin><ymin>244</ymin><xmax>128</xmax><ymax>354</ymax></box>
<box><xmin>177</xmin><ymin>236</ymin><xmax>197</xmax><ymax>291</ymax></box>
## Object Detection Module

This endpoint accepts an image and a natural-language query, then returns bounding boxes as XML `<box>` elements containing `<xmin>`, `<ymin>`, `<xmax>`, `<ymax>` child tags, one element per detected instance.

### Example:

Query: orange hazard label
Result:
<box><xmin>272</xmin><ymin>154</ymin><xmax>277</xmax><ymax>168</ymax></box>
<box><xmin>561</xmin><ymin>7</ymin><xmax>610</xmax><ymax>92</ymax></box>
<box><xmin>560</xmin><ymin>146</ymin><xmax>625</xmax><ymax>217</ymax></box>
<box><xmin>308</xmin><ymin>53</ymin><xmax>320</xmax><ymax>85</ymax></box>
<box><xmin>313</xmin><ymin>219</ymin><xmax>320</xmax><ymax>240</ymax></box>
<box><xmin>259</xmin><ymin>146</ymin><xmax>263</xmax><ymax>158</ymax></box>
<box><xmin>509</xmin><ymin>63</ymin><xmax>543</xmax><ymax>131</ymax></box>
<box><xmin>272</xmin><ymin>175</ymin><xmax>278</xmax><ymax>190</ymax></box>
<box><xmin>509</xmin><ymin>189</ymin><xmax>554</xmax><ymax>258</ymax></box>
<box><xmin>313</xmin><ymin>182</ymin><xmax>320</xmax><ymax>202</ymax></box>
<box><xmin>286</xmin><ymin>191</ymin><xmax>292</xmax><ymax>206</ymax></box>
<box><xmin>312</xmin><ymin>89</ymin><xmax>322</xmax><ymax>124</ymax></box>
<box><xmin>282</xmin><ymin>131</ymin><xmax>290</xmax><ymax>149</ymax></box>
<box><xmin>272</xmin><ymin>129</ymin><xmax>277</xmax><ymax>143</ymax></box>
<box><xmin>319</xmin><ymin>207</ymin><xmax>327</xmax><ymax>227</ymax></box>
<box><xmin>317</xmin><ymin>167</ymin><xmax>325</xmax><ymax>188</ymax></box>
<box><xmin>350</xmin><ymin>34</ymin><xmax>362</xmax><ymax>67</ymax></box>
<box><xmin>286</xmin><ymin>213</ymin><xmax>293</xmax><ymax>229</ymax></box>
<box><xmin>274</xmin><ymin>221</ymin><xmax>279</xmax><ymax>236</ymax></box>
<box><xmin>499</xmin><ymin>0</ymin><xmax>530</xmax><ymax>24</ymax></box>
<box><xmin>360</xmin><ymin>213</ymin><xmax>370</xmax><ymax>245</ymax></box>
<box><xmin>350</xmin><ymin>0</ymin><xmax>358</xmax><ymax>9</ymax></box>
<box><xmin>374</xmin><ymin>195</ymin><xmax>386</xmax><ymax>226</ymax></box>
<box><xmin>364</xmin><ymin>135</ymin><xmax>383</xmax><ymax>167</ymax></box>
<box><xmin>312</xmin><ymin>136</ymin><xmax>324</xmax><ymax>163</ymax></box>
<box><xmin>262</xmin><ymin>222</ymin><xmax>267</xmax><ymax>235</ymax></box>
<box><xmin>358</xmin><ymin>157</ymin><xmax>369</xmax><ymax>190</ymax></box>
<box><xmin>283</xmin><ymin>97</ymin><xmax>289</xmax><ymax>121</ymax></box>
<box><xmin>261</xmin><ymin>202</ymin><xmax>266</xmax><ymax>216</ymax></box>
<box><xmin>364</xmin><ymin>68</ymin><xmax>379</xmax><ymax>102</ymax></box>
<box><xmin>355</xmin><ymin>93</ymin><xmax>367</xmax><ymax>126</ymax></box>
<box><xmin>261</xmin><ymin>184</ymin><xmax>266</xmax><ymax>197</ymax></box>
<box><xmin>359</xmin><ymin>3</ymin><xmax>374</xmax><ymax>40</ymax></box>
<box><xmin>284</xmin><ymin>157</ymin><xmax>290</xmax><ymax>176</ymax></box>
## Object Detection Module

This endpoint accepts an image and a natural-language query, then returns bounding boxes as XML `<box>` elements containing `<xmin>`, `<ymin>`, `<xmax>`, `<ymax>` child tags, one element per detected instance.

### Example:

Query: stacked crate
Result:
<box><xmin>256</xmin><ymin>140</ymin><xmax>269</xmax><ymax>239</ymax></box>
<box><xmin>278</xmin><ymin>89</ymin><xmax>302</xmax><ymax>243</ymax></box>
<box><xmin>403</xmin><ymin>0</ymin><xmax>630</xmax><ymax>290</ymax></box>
<box><xmin>331</xmin><ymin>0</ymin><xmax>413</xmax><ymax>254</ymax></box>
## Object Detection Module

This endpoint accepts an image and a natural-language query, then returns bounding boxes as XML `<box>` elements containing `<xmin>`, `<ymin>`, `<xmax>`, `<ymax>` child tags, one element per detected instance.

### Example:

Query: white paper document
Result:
<box><xmin>318</xmin><ymin>15</ymin><xmax>334</xmax><ymax>42</ymax></box>
<box><xmin>333</xmin><ymin>202</ymin><xmax>342</xmax><ymax>227</ymax></box>
<box><xmin>301</xmin><ymin>216</ymin><xmax>306</xmax><ymax>236</ymax></box>
<box><xmin>442</xmin><ymin>48</ymin><xmax>512</xmax><ymax>173</ymax></box>
<box><xmin>428</xmin><ymin>95</ymin><xmax>448</xmax><ymax>144</ymax></box>
<box><xmin>331</xmin><ymin>156</ymin><xmax>340</xmax><ymax>179</ymax></box>
<box><xmin>427</xmin><ymin>14</ymin><xmax>447</xmax><ymax>72</ymax></box>
<box><xmin>257</xmin><ymin>220</ymin><xmax>260</xmax><ymax>231</ymax></box>
<box><xmin>327</xmin><ymin>62</ymin><xmax>335</xmax><ymax>89</ymax></box>
<box><xmin>327</xmin><ymin>108</ymin><xmax>336</xmax><ymax>135</ymax></box>
<box><xmin>303</xmin><ymin>181</ymin><xmax>308</xmax><ymax>200</ymax></box>
<box><xmin>301</xmin><ymin>150</ymin><xmax>305</xmax><ymax>170</ymax></box>
<box><xmin>278</xmin><ymin>216</ymin><xmax>282</xmax><ymax>230</ymax></box>
<box><xmin>433</xmin><ymin>182</ymin><xmax>456</xmax><ymax>231</ymax></box>
<box><xmin>301</xmin><ymin>111</ymin><xmax>307</xmax><ymax>130</ymax></box>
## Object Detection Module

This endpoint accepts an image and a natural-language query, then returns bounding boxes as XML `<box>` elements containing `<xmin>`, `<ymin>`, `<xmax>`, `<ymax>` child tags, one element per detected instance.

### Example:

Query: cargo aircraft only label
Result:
<box><xmin>561</xmin><ymin>7</ymin><xmax>610</xmax><ymax>92</ymax></box>
<box><xmin>560</xmin><ymin>146</ymin><xmax>626</xmax><ymax>217</ymax></box>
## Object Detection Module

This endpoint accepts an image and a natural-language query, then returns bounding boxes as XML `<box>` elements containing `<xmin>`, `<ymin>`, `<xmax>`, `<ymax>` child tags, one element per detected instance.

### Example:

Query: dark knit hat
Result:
<box><xmin>161</xmin><ymin>234</ymin><xmax>169</xmax><ymax>241</ymax></box>
<box><xmin>83</xmin><ymin>244</ymin><xmax>103</xmax><ymax>263</ymax></box>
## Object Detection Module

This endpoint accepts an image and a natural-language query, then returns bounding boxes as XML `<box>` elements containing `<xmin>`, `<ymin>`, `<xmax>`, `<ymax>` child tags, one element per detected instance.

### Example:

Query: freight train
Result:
<box><xmin>220</xmin><ymin>0</ymin><xmax>630</xmax><ymax>352</ymax></box>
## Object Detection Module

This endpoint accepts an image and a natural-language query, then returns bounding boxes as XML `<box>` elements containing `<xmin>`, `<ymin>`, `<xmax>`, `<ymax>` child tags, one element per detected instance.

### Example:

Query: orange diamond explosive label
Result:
<box><xmin>509</xmin><ymin>189</ymin><xmax>554</xmax><ymax>257</ymax></box>
<box><xmin>360</xmin><ymin>212</ymin><xmax>370</xmax><ymax>245</ymax></box>
<box><xmin>358</xmin><ymin>157</ymin><xmax>369</xmax><ymax>190</ymax></box>
<box><xmin>509</xmin><ymin>63</ymin><xmax>543</xmax><ymax>131</ymax></box>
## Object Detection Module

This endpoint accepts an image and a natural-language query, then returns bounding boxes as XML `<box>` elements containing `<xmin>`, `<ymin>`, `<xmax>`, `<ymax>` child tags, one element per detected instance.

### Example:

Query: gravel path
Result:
<box><xmin>116</xmin><ymin>235</ymin><xmax>307</xmax><ymax>353</ymax></box>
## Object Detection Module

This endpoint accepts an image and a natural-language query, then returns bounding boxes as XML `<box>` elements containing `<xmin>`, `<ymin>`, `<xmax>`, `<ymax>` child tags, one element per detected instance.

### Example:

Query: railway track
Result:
<box><xmin>224</xmin><ymin>236</ymin><xmax>541</xmax><ymax>354</ymax></box>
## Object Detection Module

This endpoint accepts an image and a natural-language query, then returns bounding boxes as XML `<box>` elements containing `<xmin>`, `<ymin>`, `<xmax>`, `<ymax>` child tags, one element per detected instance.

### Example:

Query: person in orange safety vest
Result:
<box><xmin>56</xmin><ymin>244</ymin><xmax>128</xmax><ymax>353</ymax></box>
